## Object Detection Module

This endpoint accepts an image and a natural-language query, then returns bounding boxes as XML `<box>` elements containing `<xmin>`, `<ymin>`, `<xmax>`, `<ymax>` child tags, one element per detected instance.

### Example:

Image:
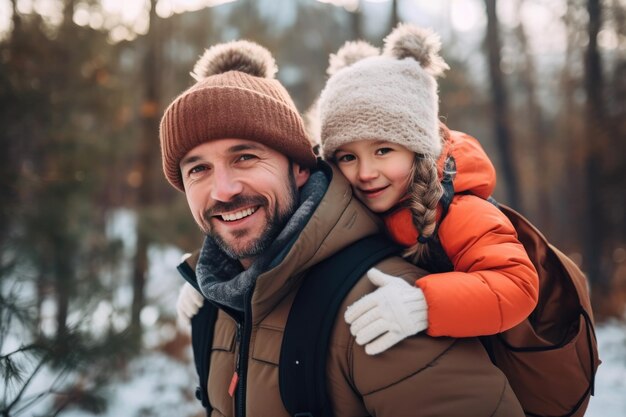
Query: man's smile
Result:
<box><xmin>217</xmin><ymin>206</ymin><xmax>259</xmax><ymax>222</ymax></box>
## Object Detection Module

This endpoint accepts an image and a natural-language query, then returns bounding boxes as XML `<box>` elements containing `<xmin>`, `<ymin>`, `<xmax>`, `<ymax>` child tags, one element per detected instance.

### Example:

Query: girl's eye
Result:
<box><xmin>335</xmin><ymin>154</ymin><xmax>355</xmax><ymax>163</ymax></box>
<box><xmin>375</xmin><ymin>148</ymin><xmax>393</xmax><ymax>156</ymax></box>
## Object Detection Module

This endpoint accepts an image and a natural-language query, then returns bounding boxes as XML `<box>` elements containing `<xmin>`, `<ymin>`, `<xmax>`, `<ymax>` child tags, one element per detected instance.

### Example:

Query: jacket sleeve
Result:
<box><xmin>326</xmin><ymin>257</ymin><xmax>525</xmax><ymax>417</ymax></box>
<box><xmin>415</xmin><ymin>194</ymin><xmax>539</xmax><ymax>337</ymax></box>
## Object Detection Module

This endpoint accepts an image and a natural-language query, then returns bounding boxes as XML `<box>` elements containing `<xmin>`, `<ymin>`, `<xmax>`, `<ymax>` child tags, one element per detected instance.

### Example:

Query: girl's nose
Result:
<box><xmin>357</xmin><ymin>161</ymin><xmax>379</xmax><ymax>182</ymax></box>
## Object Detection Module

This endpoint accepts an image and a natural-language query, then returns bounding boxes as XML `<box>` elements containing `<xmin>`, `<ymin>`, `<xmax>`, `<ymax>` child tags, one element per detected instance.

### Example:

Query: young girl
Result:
<box><xmin>316</xmin><ymin>23</ymin><xmax>539</xmax><ymax>355</ymax></box>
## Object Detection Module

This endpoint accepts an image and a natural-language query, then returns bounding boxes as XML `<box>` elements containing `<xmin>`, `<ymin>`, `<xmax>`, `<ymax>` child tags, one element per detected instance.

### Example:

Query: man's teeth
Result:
<box><xmin>221</xmin><ymin>207</ymin><xmax>256</xmax><ymax>222</ymax></box>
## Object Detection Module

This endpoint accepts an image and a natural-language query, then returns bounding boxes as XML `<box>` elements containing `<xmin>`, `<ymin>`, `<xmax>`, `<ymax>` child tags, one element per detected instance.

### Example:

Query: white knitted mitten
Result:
<box><xmin>176</xmin><ymin>282</ymin><xmax>204</xmax><ymax>327</ymax></box>
<box><xmin>344</xmin><ymin>268</ymin><xmax>428</xmax><ymax>355</ymax></box>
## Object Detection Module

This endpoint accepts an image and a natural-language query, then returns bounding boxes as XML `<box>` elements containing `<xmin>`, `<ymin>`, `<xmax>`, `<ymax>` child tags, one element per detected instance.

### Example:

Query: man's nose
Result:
<box><xmin>210</xmin><ymin>168</ymin><xmax>243</xmax><ymax>202</ymax></box>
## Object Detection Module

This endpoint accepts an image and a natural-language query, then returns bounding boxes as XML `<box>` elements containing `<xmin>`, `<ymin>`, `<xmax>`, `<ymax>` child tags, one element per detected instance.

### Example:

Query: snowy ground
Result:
<box><xmin>16</xmin><ymin>240</ymin><xmax>626</xmax><ymax>416</ymax></box>
<box><xmin>586</xmin><ymin>320</ymin><xmax>626</xmax><ymax>417</ymax></box>
<box><xmin>48</xmin><ymin>319</ymin><xmax>626</xmax><ymax>417</ymax></box>
<box><xmin>60</xmin><ymin>352</ymin><xmax>203</xmax><ymax>417</ymax></box>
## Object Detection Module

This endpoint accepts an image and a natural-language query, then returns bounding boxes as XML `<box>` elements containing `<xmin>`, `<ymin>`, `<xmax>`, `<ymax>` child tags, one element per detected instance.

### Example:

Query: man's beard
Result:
<box><xmin>202</xmin><ymin>169</ymin><xmax>298</xmax><ymax>260</ymax></box>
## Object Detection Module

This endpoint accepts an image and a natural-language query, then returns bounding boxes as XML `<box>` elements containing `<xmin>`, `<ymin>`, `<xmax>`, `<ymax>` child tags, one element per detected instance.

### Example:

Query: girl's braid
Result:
<box><xmin>404</xmin><ymin>156</ymin><xmax>444</xmax><ymax>263</ymax></box>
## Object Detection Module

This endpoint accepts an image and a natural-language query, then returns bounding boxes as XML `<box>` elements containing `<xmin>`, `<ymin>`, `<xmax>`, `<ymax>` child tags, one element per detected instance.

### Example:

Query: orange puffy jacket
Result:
<box><xmin>383</xmin><ymin>129</ymin><xmax>539</xmax><ymax>337</ymax></box>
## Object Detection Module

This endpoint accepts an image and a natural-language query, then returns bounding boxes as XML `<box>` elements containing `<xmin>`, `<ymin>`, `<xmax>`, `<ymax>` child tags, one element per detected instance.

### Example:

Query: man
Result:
<box><xmin>160</xmin><ymin>39</ymin><xmax>524</xmax><ymax>417</ymax></box>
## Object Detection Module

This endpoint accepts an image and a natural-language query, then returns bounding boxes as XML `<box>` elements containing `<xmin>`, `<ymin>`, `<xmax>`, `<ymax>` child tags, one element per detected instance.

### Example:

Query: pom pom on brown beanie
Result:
<box><xmin>160</xmin><ymin>40</ymin><xmax>317</xmax><ymax>191</ymax></box>
<box><xmin>318</xmin><ymin>24</ymin><xmax>449</xmax><ymax>160</ymax></box>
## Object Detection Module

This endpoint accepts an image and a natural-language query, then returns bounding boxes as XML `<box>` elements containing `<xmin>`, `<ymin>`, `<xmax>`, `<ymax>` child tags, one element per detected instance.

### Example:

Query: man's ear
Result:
<box><xmin>292</xmin><ymin>163</ymin><xmax>311</xmax><ymax>188</ymax></box>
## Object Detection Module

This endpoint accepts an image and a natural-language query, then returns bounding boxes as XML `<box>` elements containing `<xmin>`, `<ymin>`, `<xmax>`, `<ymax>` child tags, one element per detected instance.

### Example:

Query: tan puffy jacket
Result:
<box><xmin>190</xmin><ymin>163</ymin><xmax>524</xmax><ymax>417</ymax></box>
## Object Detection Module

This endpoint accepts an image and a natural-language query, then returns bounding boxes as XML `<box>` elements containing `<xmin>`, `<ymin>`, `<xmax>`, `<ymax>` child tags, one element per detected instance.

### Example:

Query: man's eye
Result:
<box><xmin>189</xmin><ymin>165</ymin><xmax>207</xmax><ymax>176</ymax></box>
<box><xmin>238</xmin><ymin>154</ymin><xmax>257</xmax><ymax>162</ymax></box>
<box><xmin>375</xmin><ymin>148</ymin><xmax>393</xmax><ymax>156</ymax></box>
<box><xmin>336</xmin><ymin>154</ymin><xmax>355</xmax><ymax>163</ymax></box>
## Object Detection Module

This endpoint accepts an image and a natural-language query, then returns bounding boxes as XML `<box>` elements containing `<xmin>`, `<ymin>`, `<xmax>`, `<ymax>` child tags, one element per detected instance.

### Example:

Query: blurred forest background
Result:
<box><xmin>0</xmin><ymin>0</ymin><xmax>625</xmax><ymax>415</ymax></box>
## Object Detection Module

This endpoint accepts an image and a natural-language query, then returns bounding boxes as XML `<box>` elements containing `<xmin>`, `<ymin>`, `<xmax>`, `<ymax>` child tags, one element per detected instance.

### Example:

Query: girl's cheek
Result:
<box><xmin>334</xmin><ymin>163</ymin><xmax>348</xmax><ymax>176</ymax></box>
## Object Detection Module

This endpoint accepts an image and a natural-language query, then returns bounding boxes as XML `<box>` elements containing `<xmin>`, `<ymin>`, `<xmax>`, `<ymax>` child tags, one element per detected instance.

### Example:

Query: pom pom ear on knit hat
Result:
<box><xmin>318</xmin><ymin>23</ymin><xmax>449</xmax><ymax>161</ymax></box>
<box><xmin>382</xmin><ymin>24</ymin><xmax>449</xmax><ymax>77</ymax></box>
<box><xmin>326</xmin><ymin>41</ymin><xmax>380</xmax><ymax>76</ymax></box>
<box><xmin>160</xmin><ymin>40</ymin><xmax>316</xmax><ymax>191</ymax></box>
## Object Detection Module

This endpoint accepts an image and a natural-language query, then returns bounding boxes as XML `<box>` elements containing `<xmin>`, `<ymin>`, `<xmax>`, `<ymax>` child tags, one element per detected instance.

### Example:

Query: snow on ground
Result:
<box><xmin>51</xmin><ymin>320</ymin><xmax>626</xmax><ymax>417</ymax></box>
<box><xmin>585</xmin><ymin>319</ymin><xmax>626</xmax><ymax>417</ymax></box>
<box><xmin>16</xmin><ymin>242</ymin><xmax>626</xmax><ymax>416</ymax></box>
<box><xmin>60</xmin><ymin>352</ymin><xmax>202</xmax><ymax>417</ymax></box>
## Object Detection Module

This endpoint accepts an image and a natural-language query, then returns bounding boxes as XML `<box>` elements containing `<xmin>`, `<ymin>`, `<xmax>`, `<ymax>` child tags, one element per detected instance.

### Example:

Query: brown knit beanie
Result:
<box><xmin>318</xmin><ymin>24</ymin><xmax>449</xmax><ymax>160</ymax></box>
<box><xmin>160</xmin><ymin>40</ymin><xmax>317</xmax><ymax>191</ymax></box>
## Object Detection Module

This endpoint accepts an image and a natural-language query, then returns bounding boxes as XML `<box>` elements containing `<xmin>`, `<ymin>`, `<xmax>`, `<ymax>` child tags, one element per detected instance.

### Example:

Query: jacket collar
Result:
<box><xmin>195</xmin><ymin>165</ymin><xmax>330</xmax><ymax>313</ymax></box>
<box><xmin>250</xmin><ymin>161</ymin><xmax>383</xmax><ymax>322</ymax></box>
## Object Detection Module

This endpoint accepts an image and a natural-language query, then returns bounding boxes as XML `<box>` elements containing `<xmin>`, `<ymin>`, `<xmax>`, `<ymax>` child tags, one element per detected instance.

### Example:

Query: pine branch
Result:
<box><xmin>0</xmin><ymin>344</ymin><xmax>41</xmax><ymax>361</ymax></box>
<box><xmin>3</xmin><ymin>355</ymin><xmax>47</xmax><ymax>414</ymax></box>
<box><xmin>11</xmin><ymin>362</ymin><xmax>73</xmax><ymax>416</ymax></box>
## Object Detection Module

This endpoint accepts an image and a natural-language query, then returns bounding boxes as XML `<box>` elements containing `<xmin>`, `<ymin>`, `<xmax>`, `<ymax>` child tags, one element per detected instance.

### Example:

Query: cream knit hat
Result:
<box><xmin>319</xmin><ymin>24</ymin><xmax>449</xmax><ymax>160</ymax></box>
<box><xmin>160</xmin><ymin>40</ymin><xmax>317</xmax><ymax>191</ymax></box>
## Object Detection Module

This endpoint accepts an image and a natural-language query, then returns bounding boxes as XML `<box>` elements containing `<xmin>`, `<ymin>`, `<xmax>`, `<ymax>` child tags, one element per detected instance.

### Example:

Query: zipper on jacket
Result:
<box><xmin>177</xmin><ymin>258</ymin><xmax>254</xmax><ymax>415</ymax></box>
<box><xmin>235</xmin><ymin>323</ymin><xmax>241</xmax><ymax>371</ymax></box>
<box><xmin>235</xmin><ymin>292</ymin><xmax>253</xmax><ymax>417</ymax></box>
<box><xmin>228</xmin><ymin>323</ymin><xmax>242</xmax><ymax>399</ymax></box>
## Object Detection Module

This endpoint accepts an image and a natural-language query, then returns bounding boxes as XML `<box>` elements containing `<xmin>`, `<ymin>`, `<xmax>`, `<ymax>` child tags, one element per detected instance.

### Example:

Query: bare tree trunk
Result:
<box><xmin>130</xmin><ymin>0</ymin><xmax>161</xmax><ymax>343</ymax></box>
<box><xmin>55</xmin><ymin>270</ymin><xmax>69</xmax><ymax>340</ymax></box>
<box><xmin>610</xmin><ymin>0</ymin><xmax>626</xmax><ymax>249</ymax></box>
<box><xmin>35</xmin><ymin>277</ymin><xmax>45</xmax><ymax>328</ymax></box>
<box><xmin>513</xmin><ymin>0</ymin><xmax>551</xmax><ymax>228</ymax></box>
<box><xmin>583</xmin><ymin>0</ymin><xmax>608</xmax><ymax>291</ymax></box>
<box><xmin>130</xmin><ymin>233</ymin><xmax>148</xmax><ymax>340</ymax></box>
<box><xmin>53</xmin><ymin>244</ymin><xmax>72</xmax><ymax>340</ymax></box>
<box><xmin>390</xmin><ymin>0</ymin><xmax>400</xmax><ymax>29</ymax></box>
<box><xmin>555</xmin><ymin>1</ymin><xmax>585</xmax><ymax>250</ymax></box>
<box><xmin>9</xmin><ymin>0</ymin><xmax>20</xmax><ymax>34</ymax></box>
<box><xmin>62</xmin><ymin>0</ymin><xmax>75</xmax><ymax>28</ymax></box>
<box><xmin>351</xmin><ymin>0</ymin><xmax>363</xmax><ymax>39</ymax></box>
<box><xmin>1</xmin><ymin>0</ymin><xmax>20</xmax><ymax>245</ymax></box>
<box><xmin>483</xmin><ymin>0</ymin><xmax>521</xmax><ymax>210</ymax></box>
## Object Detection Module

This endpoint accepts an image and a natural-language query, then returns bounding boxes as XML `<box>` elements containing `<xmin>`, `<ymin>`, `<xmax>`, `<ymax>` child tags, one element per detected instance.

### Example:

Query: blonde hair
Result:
<box><xmin>403</xmin><ymin>128</ymin><xmax>448</xmax><ymax>263</ymax></box>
